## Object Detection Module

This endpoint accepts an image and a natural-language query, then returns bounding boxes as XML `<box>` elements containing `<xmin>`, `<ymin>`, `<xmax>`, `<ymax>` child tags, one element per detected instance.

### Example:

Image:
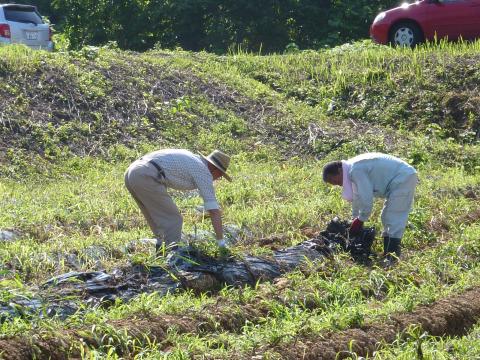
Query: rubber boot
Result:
<box><xmin>382</xmin><ymin>237</ymin><xmax>401</xmax><ymax>267</ymax></box>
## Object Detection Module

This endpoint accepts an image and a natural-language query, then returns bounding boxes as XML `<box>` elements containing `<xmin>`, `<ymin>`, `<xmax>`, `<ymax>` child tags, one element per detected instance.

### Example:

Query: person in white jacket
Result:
<box><xmin>322</xmin><ymin>153</ymin><xmax>418</xmax><ymax>264</ymax></box>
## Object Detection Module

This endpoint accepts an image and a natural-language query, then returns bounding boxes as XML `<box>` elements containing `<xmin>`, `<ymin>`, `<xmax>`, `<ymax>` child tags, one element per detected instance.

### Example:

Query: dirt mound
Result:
<box><xmin>0</xmin><ymin>54</ymin><xmax>264</xmax><ymax>155</ymax></box>
<box><xmin>0</xmin><ymin>335</ymin><xmax>72</xmax><ymax>360</ymax></box>
<box><xmin>0</xmin><ymin>50</ymin><xmax>408</xmax><ymax>175</ymax></box>
<box><xmin>0</xmin><ymin>302</ymin><xmax>268</xmax><ymax>360</ymax></box>
<box><xmin>0</xmin><ymin>51</ymin><xmax>329</xmax><ymax>171</ymax></box>
<box><xmin>0</xmin><ymin>338</ymin><xmax>33</xmax><ymax>360</ymax></box>
<box><xmin>1</xmin><ymin>285</ymin><xmax>480</xmax><ymax>359</ymax></box>
<box><xmin>275</xmin><ymin>286</ymin><xmax>480</xmax><ymax>360</ymax></box>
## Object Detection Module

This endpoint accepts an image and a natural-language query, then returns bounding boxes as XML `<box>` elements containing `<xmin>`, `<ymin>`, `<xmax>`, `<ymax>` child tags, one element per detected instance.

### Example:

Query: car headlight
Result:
<box><xmin>373</xmin><ymin>12</ymin><xmax>386</xmax><ymax>24</ymax></box>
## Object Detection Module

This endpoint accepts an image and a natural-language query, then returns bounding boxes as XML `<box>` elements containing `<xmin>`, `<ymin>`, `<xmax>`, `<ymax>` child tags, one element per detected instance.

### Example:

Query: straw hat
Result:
<box><xmin>201</xmin><ymin>150</ymin><xmax>232</xmax><ymax>181</ymax></box>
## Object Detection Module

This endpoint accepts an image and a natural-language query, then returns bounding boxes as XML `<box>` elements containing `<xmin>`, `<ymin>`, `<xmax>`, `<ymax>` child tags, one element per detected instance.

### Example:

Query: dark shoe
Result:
<box><xmin>383</xmin><ymin>237</ymin><xmax>401</xmax><ymax>258</ymax></box>
<box><xmin>381</xmin><ymin>255</ymin><xmax>398</xmax><ymax>269</ymax></box>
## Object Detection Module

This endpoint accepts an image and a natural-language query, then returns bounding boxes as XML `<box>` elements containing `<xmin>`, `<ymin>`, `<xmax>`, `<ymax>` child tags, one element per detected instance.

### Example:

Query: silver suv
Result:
<box><xmin>0</xmin><ymin>4</ymin><xmax>53</xmax><ymax>51</ymax></box>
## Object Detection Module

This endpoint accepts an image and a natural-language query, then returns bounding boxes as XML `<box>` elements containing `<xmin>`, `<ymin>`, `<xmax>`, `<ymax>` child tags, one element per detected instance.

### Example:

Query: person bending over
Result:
<box><xmin>323</xmin><ymin>153</ymin><xmax>418</xmax><ymax>266</ymax></box>
<box><xmin>125</xmin><ymin>149</ymin><xmax>231</xmax><ymax>253</ymax></box>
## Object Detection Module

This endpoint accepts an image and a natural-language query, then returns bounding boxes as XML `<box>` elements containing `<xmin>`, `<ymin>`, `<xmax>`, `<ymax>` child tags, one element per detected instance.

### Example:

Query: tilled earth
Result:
<box><xmin>274</xmin><ymin>286</ymin><xmax>480</xmax><ymax>360</ymax></box>
<box><xmin>1</xmin><ymin>286</ymin><xmax>480</xmax><ymax>359</ymax></box>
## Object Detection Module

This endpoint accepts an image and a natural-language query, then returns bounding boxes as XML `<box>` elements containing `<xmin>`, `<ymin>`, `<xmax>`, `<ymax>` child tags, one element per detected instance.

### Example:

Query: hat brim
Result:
<box><xmin>201</xmin><ymin>154</ymin><xmax>232</xmax><ymax>182</ymax></box>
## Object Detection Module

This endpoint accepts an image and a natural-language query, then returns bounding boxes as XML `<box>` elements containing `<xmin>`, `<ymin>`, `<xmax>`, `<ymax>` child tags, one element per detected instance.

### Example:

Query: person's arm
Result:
<box><xmin>351</xmin><ymin>182</ymin><xmax>360</xmax><ymax>218</ymax></box>
<box><xmin>208</xmin><ymin>208</ymin><xmax>223</xmax><ymax>240</ymax></box>
<box><xmin>192</xmin><ymin>168</ymin><xmax>223</xmax><ymax>240</ymax></box>
<box><xmin>351</xmin><ymin>169</ymin><xmax>374</xmax><ymax>222</ymax></box>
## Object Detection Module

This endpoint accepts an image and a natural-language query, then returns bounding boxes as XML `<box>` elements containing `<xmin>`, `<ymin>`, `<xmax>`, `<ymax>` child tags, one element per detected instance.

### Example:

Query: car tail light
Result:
<box><xmin>0</xmin><ymin>24</ymin><xmax>10</xmax><ymax>39</ymax></box>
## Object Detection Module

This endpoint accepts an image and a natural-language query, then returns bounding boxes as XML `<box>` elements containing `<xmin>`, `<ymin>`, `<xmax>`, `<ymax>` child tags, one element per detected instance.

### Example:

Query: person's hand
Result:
<box><xmin>349</xmin><ymin>218</ymin><xmax>364</xmax><ymax>234</ymax></box>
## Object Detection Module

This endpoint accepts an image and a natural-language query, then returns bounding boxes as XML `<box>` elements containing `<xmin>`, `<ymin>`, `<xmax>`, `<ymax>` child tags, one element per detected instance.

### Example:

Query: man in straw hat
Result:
<box><xmin>322</xmin><ymin>153</ymin><xmax>418</xmax><ymax>266</ymax></box>
<box><xmin>125</xmin><ymin>149</ymin><xmax>232</xmax><ymax>253</ymax></box>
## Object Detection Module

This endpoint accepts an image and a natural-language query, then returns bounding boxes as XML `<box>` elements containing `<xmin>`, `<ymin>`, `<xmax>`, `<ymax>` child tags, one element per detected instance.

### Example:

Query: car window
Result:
<box><xmin>4</xmin><ymin>7</ymin><xmax>43</xmax><ymax>24</ymax></box>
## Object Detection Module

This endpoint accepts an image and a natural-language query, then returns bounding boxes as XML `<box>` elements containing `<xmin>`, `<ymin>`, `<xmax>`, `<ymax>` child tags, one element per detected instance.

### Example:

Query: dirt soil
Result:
<box><xmin>0</xmin><ymin>299</ymin><xmax>270</xmax><ymax>359</ymax></box>
<box><xmin>274</xmin><ymin>286</ymin><xmax>480</xmax><ymax>360</ymax></box>
<box><xmin>2</xmin><ymin>286</ymin><xmax>480</xmax><ymax>359</ymax></box>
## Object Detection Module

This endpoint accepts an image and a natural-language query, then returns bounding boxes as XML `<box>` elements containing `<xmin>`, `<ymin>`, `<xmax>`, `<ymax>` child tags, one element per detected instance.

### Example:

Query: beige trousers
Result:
<box><xmin>124</xmin><ymin>160</ymin><xmax>183</xmax><ymax>244</ymax></box>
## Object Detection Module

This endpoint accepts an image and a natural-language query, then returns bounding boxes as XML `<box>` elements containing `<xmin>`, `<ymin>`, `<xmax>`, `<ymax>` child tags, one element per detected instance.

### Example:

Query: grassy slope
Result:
<box><xmin>0</xmin><ymin>41</ymin><xmax>480</xmax><ymax>358</ymax></box>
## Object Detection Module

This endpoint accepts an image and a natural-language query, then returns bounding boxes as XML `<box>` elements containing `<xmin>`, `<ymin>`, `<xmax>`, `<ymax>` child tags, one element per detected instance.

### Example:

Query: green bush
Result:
<box><xmin>27</xmin><ymin>0</ymin><xmax>398</xmax><ymax>53</ymax></box>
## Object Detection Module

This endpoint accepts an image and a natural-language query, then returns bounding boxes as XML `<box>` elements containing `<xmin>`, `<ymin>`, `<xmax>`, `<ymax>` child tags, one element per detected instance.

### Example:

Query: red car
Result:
<box><xmin>370</xmin><ymin>0</ymin><xmax>480</xmax><ymax>46</ymax></box>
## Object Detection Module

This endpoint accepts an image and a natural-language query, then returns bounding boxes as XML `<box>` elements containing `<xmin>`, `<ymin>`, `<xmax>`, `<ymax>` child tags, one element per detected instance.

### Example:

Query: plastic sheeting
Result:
<box><xmin>0</xmin><ymin>218</ymin><xmax>375</xmax><ymax>322</ymax></box>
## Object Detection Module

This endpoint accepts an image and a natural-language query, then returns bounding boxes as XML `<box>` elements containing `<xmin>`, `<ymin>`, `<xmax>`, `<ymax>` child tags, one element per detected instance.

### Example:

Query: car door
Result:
<box><xmin>426</xmin><ymin>0</ymin><xmax>480</xmax><ymax>40</ymax></box>
<box><xmin>468</xmin><ymin>0</ymin><xmax>480</xmax><ymax>39</ymax></box>
<box><xmin>3</xmin><ymin>5</ymin><xmax>50</xmax><ymax>49</ymax></box>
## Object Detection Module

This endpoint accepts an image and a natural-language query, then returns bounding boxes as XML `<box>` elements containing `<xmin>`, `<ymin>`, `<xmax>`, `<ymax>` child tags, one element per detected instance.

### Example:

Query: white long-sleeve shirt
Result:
<box><xmin>346</xmin><ymin>153</ymin><xmax>417</xmax><ymax>221</ymax></box>
<box><xmin>141</xmin><ymin>149</ymin><xmax>220</xmax><ymax>210</ymax></box>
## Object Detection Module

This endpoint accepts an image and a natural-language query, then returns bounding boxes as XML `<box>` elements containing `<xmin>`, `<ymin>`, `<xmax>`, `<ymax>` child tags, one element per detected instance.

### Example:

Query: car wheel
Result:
<box><xmin>389</xmin><ymin>22</ymin><xmax>423</xmax><ymax>47</ymax></box>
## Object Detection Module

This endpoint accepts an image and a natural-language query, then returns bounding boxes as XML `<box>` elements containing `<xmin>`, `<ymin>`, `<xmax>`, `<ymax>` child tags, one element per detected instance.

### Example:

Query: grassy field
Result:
<box><xmin>1</xmin><ymin>41</ymin><xmax>480</xmax><ymax>359</ymax></box>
